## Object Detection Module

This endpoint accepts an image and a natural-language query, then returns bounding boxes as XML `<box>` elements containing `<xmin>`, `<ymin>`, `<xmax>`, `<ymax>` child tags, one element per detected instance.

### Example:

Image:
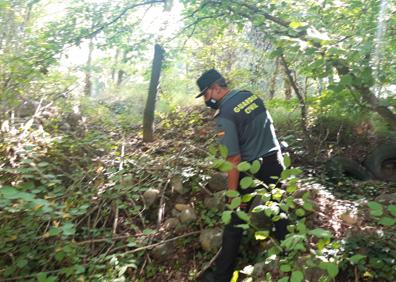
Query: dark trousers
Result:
<box><xmin>212</xmin><ymin>151</ymin><xmax>288</xmax><ymax>282</ymax></box>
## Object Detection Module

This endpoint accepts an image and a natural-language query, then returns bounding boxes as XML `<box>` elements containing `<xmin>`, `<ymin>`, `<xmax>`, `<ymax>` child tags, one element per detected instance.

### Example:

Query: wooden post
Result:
<box><xmin>143</xmin><ymin>44</ymin><xmax>164</xmax><ymax>142</ymax></box>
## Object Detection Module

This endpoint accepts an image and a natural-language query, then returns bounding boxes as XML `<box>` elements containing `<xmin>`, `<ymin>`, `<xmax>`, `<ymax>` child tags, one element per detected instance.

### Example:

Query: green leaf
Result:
<box><xmin>278</xmin><ymin>277</ymin><xmax>289</xmax><ymax>282</ymax></box>
<box><xmin>295</xmin><ymin>208</ymin><xmax>305</xmax><ymax>217</ymax></box>
<box><xmin>340</xmin><ymin>74</ymin><xmax>353</xmax><ymax>87</ymax></box>
<box><xmin>208</xmin><ymin>145</ymin><xmax>217</xmax><ymax>156</ymax></box>
<box><xmin>241</xmin><ymin>194</ymin><xmax>254</xmax><ymax>202</ymax></box>
<box><xmin>249</xmin><ymin>160</ymin><xmax>261</xmax><ymax>174</ymax></box>
<box><xmin>16</xmin><ymin>258</ymin><xmax>28</xmax><ymax>268</ymax></box>
<box><xmin>229</xmin><ymin>197</ymin><xmax>242</xmax><ymax>209</ymax></box>
<box><xmin>211</xmin><ymin>159</ymin><xmax>225</xmax><ymax>169</ymax></box>
<box><xmin>252</xmin><ymin>205</ymin><xmax>265</xmax><ymax>213</ymax></box>
<box><xmin>235</xmin><ymin>224</ymin><xmax>249</xmax><ymax>230</ymax></box>
<box><xmin>74</xmin><ymin>265</ymin><xmax>85</xmax><ymax>274</ymax></box>
<box><xmin>255</xmin><ymin>231</ymin><xmax>269</xmax><ymax>240</ymax></box>
<box><xmin>291</xmin><ymin>270</ymin><xmax>304</xmax><ymax>282</ymax></box>
<box><xmin>296</xmin><ymin>221</ymin><xmax>307</xmax><ymax>234</ymax></box>
<box><xmin>219</xmin><ymin>145</ymin><xmax>228</xmax><ymax>158</ymax></box>
<box><xmin>308</xmin><ymin>228</ymin><xmax>332</xmax><ymax>239</ymax></box>
<box><xmin>240</xmin><ymin>177</ymin><xmax>253</xmax><ymax>189</ymax></box>
<box><xmin>367</xmin><ymin>201</ymin><xmax>382</xmax><ymax>210</ymax></box>
<box><xmin>225</xmin><ymin>190</ymin><xmax>239</xmax><ymax>198</ymax></box>
<box><xmin>322</xmin><ymin>262</ymin><xmax>338</xmax><ymax>278</ymax></box>
<box><xmin>61</xmin><ymin>223</ymin><xmax>76</xmax><ymax>236</ymax></box>
<box><xmin>286</xmin><ymin>184</ymin><xmax>298</xmax><ymax>193</ymax></box>
<box><xmin>272</xmin><ymin>188</ymin><xmax>285</xmax><ymax>201</ymax></box>
<box><xmin>222</xmin><ymin>211</ymin><xmax>232</xmax><ymax>224</ymax></box>
<box><xmin>289</xmin><ymin>21</ymin><xmax>303</xmax><ymax>28</ymax></box>
<box><xmin>37</xmin><ymin>273</ymin><xmax>47</xmax><ymax>282</ymax></box>
<box><xmin>387</xmin><ymin>205</ymin><xmax>396</xmax><ymax>217</ymax></box>
<box><xmin>1</xmin><ymin>186</ymin><xmax>19</xmax><ymax>199</ymax></box>
<box><xmin>280</xmin><ymin>264</ymin><xmax>291</xmax><ymax>272</ymax></box>
<box><xmin>303</xmin><ymin>201</ymin><xmax>314</xmax><ymax>211</ymax></box>
<box><xmin>370</xmin><ymin>209</ymin><xmax>383</xmax><ymax>217</ymax></box>
<box><xmin>378</xmin><ymin>217</ymin><xmax>396</xmax><ymax>226</ymax></box>
<box><xmin>283</xmin><ymin>154</ymin><xmax>291</xmax><ymax>168</ymax></box>
<box><xmin>143</xmin><ymin>228</ymin><xmax>156</xmax><ymax>235</ymax></box>
<box><xmin>237</xmin><ymin>161</ymin><xmax>251</xmax><ymax>172</ymax></box>
<box><xmin>281</xmin><ymin>168</ymin><xmax>303</xmax><ymax>179</ymax></box>
<box><xmin>55</xmin><ymin>251</ymin><xmax>65</xmax><ymax>262</ymax></box>
<box><xmin>49</xmin><ymin>227</ymin><xmax>61</xmax><ymax>236</ymax></box>
<box><xmin>349</xmin><ymin>254</ymin><xmax>366</xmax><ymax>264</ymax></box>
<box><xmin>236</xmin><ymin>211</ymin><xmax>250</xmax><ymax>222</ymax></box>
<box><xmin>219</xmin><ymin>161</ymin><xmax>232</xmax><ymax>172</ymax></box>
<box><xmin>270</xmin><ymin>49</ymin><xmax>283</xmax><ymax>58</ymax></box>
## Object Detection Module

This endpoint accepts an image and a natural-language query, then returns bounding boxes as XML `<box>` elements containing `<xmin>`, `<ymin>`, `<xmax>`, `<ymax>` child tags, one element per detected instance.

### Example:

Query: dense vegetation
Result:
<box><xmin>0</xmin><ymin>0</ymin><xmax>395</xmax><ymax>281</ymax></box>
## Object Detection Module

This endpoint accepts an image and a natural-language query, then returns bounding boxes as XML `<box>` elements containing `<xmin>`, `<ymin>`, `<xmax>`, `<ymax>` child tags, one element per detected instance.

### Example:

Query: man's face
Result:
<box><xmin>203</xmin><ymin>87</ymin><xmax>214</xmax><ymax>102</ymax></box>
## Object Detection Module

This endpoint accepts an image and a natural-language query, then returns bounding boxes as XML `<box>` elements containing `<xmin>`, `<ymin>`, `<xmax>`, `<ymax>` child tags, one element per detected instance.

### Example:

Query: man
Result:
<box><xmin>196</xmin><ymin>69</ymin><xmax>288</xmax><ymax>282</ymax></box>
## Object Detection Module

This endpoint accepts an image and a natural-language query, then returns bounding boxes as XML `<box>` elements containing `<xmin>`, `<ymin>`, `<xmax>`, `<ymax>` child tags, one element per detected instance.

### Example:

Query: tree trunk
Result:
<box><xmin>224</xmin><ymin>2</ymin><xmax>396</xmax><ymax>129</ymax></box>
<box><xmin>117</xmin><ymin>51</ymin><xmax>128</xmax><ymax>87</ymax></box>
<box><xmin>280</xmin><ymin>54</ymin><xmax>310</xmax><ymax>138</ymax></box>
<box><xmin>268</xmin><ymin>57</ymin><xmax>279</xmax><ymax>99</ymax></box>
<box><xmin>84</xmin><ymin>37</ymin><xmax>94</xmax><ymax>96</ymax></box>
<box><xmin>283</xmin><ymin>76</ymin><xmax>291</xmax><ymax>100</ymax></box>
<box><xmin>333</xmin><ymin>62</ymin><xmax>396</xmax><ymax>130</ymax></box>
<box><xmin>143</xmin><ymin>44</ymin><xmax>164</xmax><ymax>142</ymax></box>
<box><xmin>112</xmin><ymin>49</ymin><xmax>119</xmax><ymax>82</ymax></box>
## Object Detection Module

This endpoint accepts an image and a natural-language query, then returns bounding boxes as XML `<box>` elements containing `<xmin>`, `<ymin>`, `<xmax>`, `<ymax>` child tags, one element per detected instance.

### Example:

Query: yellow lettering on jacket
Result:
<box><xmin>245</xmin><ymin>103</ymin><xmax>258</xmax><ymax>114</ymax></box>
<box><xmin>233</xmin><ymin>95</ymin><xmax>258</xmax><ymax>113</ymax></box>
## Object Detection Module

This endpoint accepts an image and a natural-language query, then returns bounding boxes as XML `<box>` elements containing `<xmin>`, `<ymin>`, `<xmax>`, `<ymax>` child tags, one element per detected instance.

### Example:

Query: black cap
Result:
<box><xmin>195</xmin><ymin>69</ymin><xmax>224</xmax><ymax>98</ymax></box>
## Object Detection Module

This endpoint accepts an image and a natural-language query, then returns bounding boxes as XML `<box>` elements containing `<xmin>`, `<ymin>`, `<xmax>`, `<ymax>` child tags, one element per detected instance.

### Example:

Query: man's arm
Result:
<box><xmin>227</xmin><ymin>154</ymin><xmax>241</xmax><ymax>190</ymax></box>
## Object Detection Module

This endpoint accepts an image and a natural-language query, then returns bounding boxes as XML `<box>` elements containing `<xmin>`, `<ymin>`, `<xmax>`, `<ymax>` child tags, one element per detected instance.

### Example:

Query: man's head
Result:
<box><xmin>196</xmin><ymin>69</ymin><xmax>229</xmax><ymax>109</ymax></box>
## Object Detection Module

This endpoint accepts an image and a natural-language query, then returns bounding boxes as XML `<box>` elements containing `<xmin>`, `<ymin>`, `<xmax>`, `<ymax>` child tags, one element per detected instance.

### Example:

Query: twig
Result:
<box><xmin>196</xmin><ymin>248</ymin><xmax>222</xmax><ymax>278</ymax></box>
<box><xmin>1</xmin><ymin>269</ymin><xmax>62</xmax><ymax>281</ymax></box>
<box><xmin>139</xmin><ymin>254</ymin><xmax>149</xmax><ymax>276</ymax></box>
<box><xmin>76</xmin><ymin>234</ymin><xmax>137</xmax><ymax>245</ymax></box>
<box><xmin>119</xmin><ymin>137</ymin><xmax>125</xmax><ymax>171</ymax></box>
<box><xmin>93</xmin><ymin>201</ymin><xmax>105</xmax><ymax>228</ymax></box>
<box><xmin>76</xmin><ymin>204</ymin><xmax>100</xmax><ymax>227</ymax></box>
<box><xmin>113</xmin><ymin>205</ymin><xmax>119</xmax><ymax>235</ymax></box>
<box><xmin>130</xmin><ymin>198</ymin><xmax>146</xmax><ymax>229</ymax></box>
<box><xmin>199</xmin><ymin>183</ymin><xmax>213</xmax><ymax>196</ymax></box>
<box><xmin>157</xmin><ymin>178</ymin><xmax>171</xmax><ymax>228</ymax></box>
<box><xmin>116</xmin><ymin>231</ymin><xmax>201</xmax><ymax>256</ymax></box>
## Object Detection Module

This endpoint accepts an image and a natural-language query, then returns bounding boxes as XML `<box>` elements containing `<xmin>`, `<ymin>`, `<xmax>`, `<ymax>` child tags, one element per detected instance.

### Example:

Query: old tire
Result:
<box><xmin>325</xmin><ymin>156</ymin><xmax>371</xmax><ymax>181</ymax></box>
<box><xmin>364</xmin><ymin>144</ymin><xmax>396</xmax><ymax>181</ymax></box>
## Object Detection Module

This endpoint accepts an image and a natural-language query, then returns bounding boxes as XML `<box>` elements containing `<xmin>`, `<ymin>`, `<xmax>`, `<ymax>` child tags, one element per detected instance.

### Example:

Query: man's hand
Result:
<box><xmin>226</xmin><ymin>154</ymin><xmax>241</xmax><ymax>191</ymax></box>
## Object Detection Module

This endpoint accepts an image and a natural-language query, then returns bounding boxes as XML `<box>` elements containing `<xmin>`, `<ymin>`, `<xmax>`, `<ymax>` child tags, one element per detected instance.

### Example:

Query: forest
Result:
<box><xmin>0</xmin><ymin>0</ymin><xmax>395</xmax><ymax>281</ymax></box>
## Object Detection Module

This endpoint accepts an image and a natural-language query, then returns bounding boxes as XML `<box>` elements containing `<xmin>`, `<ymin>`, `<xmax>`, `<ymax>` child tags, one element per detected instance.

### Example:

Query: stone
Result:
<box><xmin>175</xmin><ymin>195</ymin><xmax>187</xmax><ymax>204</ymax></box>
<box><xmin>340</xmin><ymin>212</ymin><xmax>359</xmax><ymax>225</ymax></box>
<box><xmin>199</xmin><ymin>228</ymin><xmax>223</xmax><ymax>252</ymax></box>
<box><xmin>297</xmin><ymin>256</ymin><xmax>327</xmax><ymax>281</ymax></box>
<box><xmin>171</xmin><ymin>208</ymin><xmax>180</xmax><ymax>218</ymax></box>
<box><xmin>163</xmin><ymin>218</ymin><xmax>180</xmax><ymax>231</ymax></box>
<box><xmin>143</xmin><ymin>188</ymin><xmax>160</xmax><ymax>207</ymax></box>
<box><xmin>179</xmin><ymin>207</ymin><xmax>197</xmax><ymax>223</ymax></box>
<box><xmin>293</xmin><ymin>187</ymin><xmax>317</xmax><ymax>199</ymax></box>
<box><xmin>17</xmin><ymin>101</ymin><xmax>39</xmax><ymax>117</ymax></box>
<box><xmin>151</xmin><ymin>242</ymin><xmax>175</xmax><ymax>262</ymax></box>
<box><xmin>171</xmin><ymin>175</ymin><xmax>185</xmax><ymax>194</ymax></box>
<box><xmin>175</xmin><ymin>203</ymin><xmax>190</xmax><ymax>211</ymax></box>
<box><xmin>207</xmin><ymin>173</ymin><xmax>228</xmax><ymax>192</ymax></box>
<box><xmin>204</xmin><ymin>191</ymin><xmax>225</xmax><ymax>210</ymax></box>
<box><xmin>375</xmin><ymin>193</ymin><xmax>396</xmax><ymax>205</ymax></box>
<box><xmin>252</xmin><ymin>260</ymin><xmax>279</xmax><ymax>278</ymax></box>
